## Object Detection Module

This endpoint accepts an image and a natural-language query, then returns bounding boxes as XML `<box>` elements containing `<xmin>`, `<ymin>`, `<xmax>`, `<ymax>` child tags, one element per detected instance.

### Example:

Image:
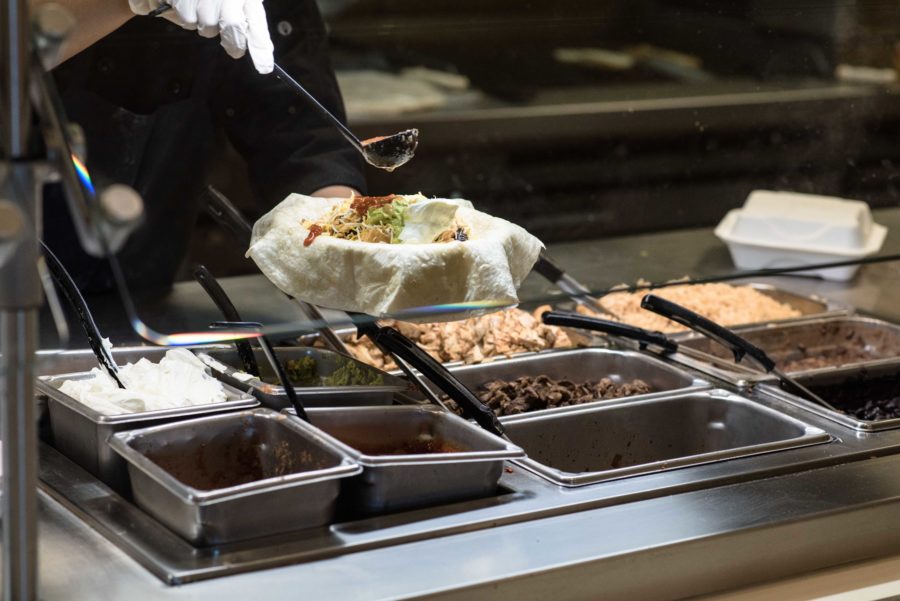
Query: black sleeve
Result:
<box><xmin>208</xmin><ymin>0</ymin><xmax>366</xmax><ymax>204</ymax></box>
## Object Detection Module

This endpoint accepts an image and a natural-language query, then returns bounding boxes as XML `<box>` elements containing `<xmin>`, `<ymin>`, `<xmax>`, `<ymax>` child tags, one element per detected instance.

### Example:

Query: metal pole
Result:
<box><xmin>1</xmin><ymin>0</ymin><xmax>41</xmax><ymax>595</ymax></box>
<box><xmin>1</xmin><ymin>0</ymin><xmax>32</xmax><ymax>159</ymax></box>
<box><xmin>0</xmin><ymin>311</ymin><xmax>38</xmax><ymax>601</ymax></box>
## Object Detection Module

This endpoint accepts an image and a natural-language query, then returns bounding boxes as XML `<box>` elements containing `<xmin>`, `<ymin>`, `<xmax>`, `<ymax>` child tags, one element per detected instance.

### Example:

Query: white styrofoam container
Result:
<box><xmin>715</xmin><ymin>190</ymin><xmax>887</xmax><ymax>281</ymax></box>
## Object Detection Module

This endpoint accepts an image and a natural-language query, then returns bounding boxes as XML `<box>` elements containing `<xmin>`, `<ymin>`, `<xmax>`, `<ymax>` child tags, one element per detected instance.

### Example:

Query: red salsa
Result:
<box><xmin>303</xmin><ymin>224</ymin><xmax>324</xmax><ymax>247</ymax></box>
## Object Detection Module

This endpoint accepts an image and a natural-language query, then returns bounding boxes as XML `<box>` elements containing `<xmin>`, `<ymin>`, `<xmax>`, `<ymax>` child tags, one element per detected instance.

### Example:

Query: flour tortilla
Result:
<box><xmin>247</xmin><ymin>194</ymin><xmax>544</xmax><ymax>321</ymax></box>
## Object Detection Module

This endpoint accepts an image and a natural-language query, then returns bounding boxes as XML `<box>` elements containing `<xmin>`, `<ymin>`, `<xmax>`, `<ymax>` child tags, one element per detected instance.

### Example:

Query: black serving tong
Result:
<box><xmin>40</xmin><ymin>241</ymin><xmax>126</xmax><ymax>389</ymax></box>
<box><xmin>640</xmin><ymin>294</ymin><xmax>838</xmax><ymax>411</ymax></box>
<box><xmin>192</xmin><ymin>267</ymin><xmax>309</xmax><ymax>422</ymax></box>
<box><xmin>194</xmin><ymin>265</ymin><xmax>260</xmax><ymax>377</ymax></box>
<box><xmin>349</xmin><ymin>314</ymin><xmax>507</xmax><ymax>438</ymax></box>
<box><xmin>540</xmin><ymin>309</ymin><xmax>754</xmax><ymax>373</ymax></box>
<box><xmin>203</xmin><ymin>185</ymin><xmax>351</xmax><ymax>355</ymax></box>
<box><xmin>541</xmin><ymin>310</ymin><xmax>678</xmax><ymax>354</ymax></box>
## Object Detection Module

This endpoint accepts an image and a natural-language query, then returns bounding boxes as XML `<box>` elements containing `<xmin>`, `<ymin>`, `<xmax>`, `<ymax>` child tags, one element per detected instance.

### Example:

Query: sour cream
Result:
<box><xmin>58</xmin><ymin>348</ymin><xmax>227</xmax><ymax>415</ymax></box>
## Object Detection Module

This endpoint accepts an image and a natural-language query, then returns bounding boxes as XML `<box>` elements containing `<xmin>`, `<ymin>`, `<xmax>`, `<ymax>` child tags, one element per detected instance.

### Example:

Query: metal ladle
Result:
<box><xmin>147</xmin><ymin>5</ymin><xmax>418</xmax><ymax>171</ymax></box>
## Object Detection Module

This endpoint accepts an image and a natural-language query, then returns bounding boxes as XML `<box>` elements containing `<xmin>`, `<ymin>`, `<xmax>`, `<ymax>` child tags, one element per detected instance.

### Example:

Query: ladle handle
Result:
<box><xmin>353</xmin><ymin>318</ymin><xmax>505</xmax><ymax>438</ymax></box>
<box><xmin>640</xmin><ymin>294</ymin><xmax>775</xmax><ymax>371</ymax></box>
<box><xmin>193</xmin><ymin>265</ymin><xmax>260</xmax><ymax>377</ymax></box>
<box><xmin>541</xmin><ymin>310</ymin><xmax>678</xmax><ymax>353</ymax></box>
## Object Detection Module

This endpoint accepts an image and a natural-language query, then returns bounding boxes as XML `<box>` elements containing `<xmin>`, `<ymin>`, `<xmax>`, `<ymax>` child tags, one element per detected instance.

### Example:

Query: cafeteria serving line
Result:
<box><xmin>7</xmin><ymin>1</ymin><xmax>900</xmax><ymax>600</ymax></box>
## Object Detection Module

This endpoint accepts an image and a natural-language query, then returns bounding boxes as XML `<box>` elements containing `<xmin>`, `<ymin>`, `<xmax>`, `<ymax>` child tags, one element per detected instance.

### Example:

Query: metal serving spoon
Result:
<box><xmin>147</xmin><ymin>5</ymin><xmax>418</xmax><ymax>171</ymax></box>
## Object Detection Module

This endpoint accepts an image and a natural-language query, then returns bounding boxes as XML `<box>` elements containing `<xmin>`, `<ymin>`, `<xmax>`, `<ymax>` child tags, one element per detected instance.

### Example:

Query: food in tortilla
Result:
<box><xmin>300</xmin><ymin>194</ymin><xmax>469</xmax><ymax>246</ymax></box>
<box><xmin>247</xmin><ymin>193</ymin><xmax>543</xmax><ymax>319</ymax></box>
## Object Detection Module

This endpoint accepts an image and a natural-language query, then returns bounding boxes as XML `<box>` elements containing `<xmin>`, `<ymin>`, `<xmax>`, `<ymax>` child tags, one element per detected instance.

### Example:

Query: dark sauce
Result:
<box><xmin>351</xmin><ymin>435</ymin><xmax>466</xmax><ymax>456</ymax></box>
<box><xmin>145</xmin><ymin>429</ymin><xmax>320</xmax><ymax>491</ymax></box>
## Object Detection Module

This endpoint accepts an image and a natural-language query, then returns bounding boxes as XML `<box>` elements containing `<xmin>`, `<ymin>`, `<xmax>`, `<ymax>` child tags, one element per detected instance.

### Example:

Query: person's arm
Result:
<box><xmin>312</xmin><ymin>185</ymin><xmax>358</xmax><ymax>198</ymax></box>
<box><xmin>29</xmin><ymin>0</ymin><xmax>133</xmax><ymax>65</ymax></box>
<box><xmin>210</xmin><ymin>0</ymin><xmax>366</xmax><ymax>204</ymax></box>
<box><xmin>33</xmin><ymin>0</ymin><xmax>274</xmax><ymax>73</ymax></box>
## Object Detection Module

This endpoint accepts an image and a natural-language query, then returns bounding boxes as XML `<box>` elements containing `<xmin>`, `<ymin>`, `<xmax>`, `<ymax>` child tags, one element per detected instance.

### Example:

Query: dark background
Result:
<box><xmin>187</xmin><ymin>0</ymin><xmax>900</xmax><ymax>278</ymax></box>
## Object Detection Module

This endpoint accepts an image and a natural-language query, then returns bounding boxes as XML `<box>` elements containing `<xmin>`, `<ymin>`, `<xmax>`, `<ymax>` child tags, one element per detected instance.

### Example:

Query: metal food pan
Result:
<box><xmin>501</xmin><ymin>388</ymin><xmax>830</xmax><ymax>487</ymax></box>
<box><xmin>197</xmin><ymin>347</ymin><xmax>409</xmax><ymax>410</ymax></box>
<box><xmin>108</xmin><ymin>408</ymin><xmax>361</xmax><ymax>545</ymax></box>
<box><xmin>673</xmin><ymin>316</ymin><xmax>900</xmax><ymax>385</ymax></box>
<box><xmin>437</xmin><ymin>348</ymin><xmax>707</xmax><ymax>418</ymax></box>
<box><xmin>38</xmin><ymin>370</ymin><xmax>258</xmax><ymax>495</ymax></box>
<box><xmin>759</xmin><ymin>361</ymin><xmax>900</xmax><ymax>432</ymax></box>
<box><xmin>283</xmin><ymin>405</ymin><xmax>524</xmax><ymax>516</ymax></box>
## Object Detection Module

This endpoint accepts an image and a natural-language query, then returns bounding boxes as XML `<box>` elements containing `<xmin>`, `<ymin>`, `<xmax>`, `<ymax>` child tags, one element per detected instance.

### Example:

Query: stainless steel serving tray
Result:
<box><xmin>439</xmin><ymin>347</ymin><xmax>708</xmax><ymax>418</ymax></box>
<box><xmin>284</xmin><ymin>405</ymin><xmax>524</xmax><ymax>516</ymax></box>
<box><xmin>37</xmin><ymin>370</ymin><xmax>258</xmax><ymax>494</ymax></box>
<box><xmin>109</xmin><ymin>408</ymin><xmax>361</xmax><ymax>545</ymax></box>
<box><xmin>501</xmin><ymin>388</ymin><xmax>831</xmax><ymax>486</ymax></box>
<box><xmin>672</xmin><ymin>316</ymin><xmax>900</xmax><ymax>386</ymax></box>
<box><xmin>759</xmin><ymin>360</ymin><xmax>900</xmax><ymax>432</ymax></box>
<box><xmin>196</xmin><ymin>347</ymin><xmax>409</xmax><ymax>410</ymax></box>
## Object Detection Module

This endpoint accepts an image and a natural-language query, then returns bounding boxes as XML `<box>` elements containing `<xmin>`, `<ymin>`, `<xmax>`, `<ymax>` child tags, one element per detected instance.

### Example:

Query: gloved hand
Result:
<box><xmin>129</xmin><ymin>0</ymin><xmax>275</xmax><ymax>74</ymax></box>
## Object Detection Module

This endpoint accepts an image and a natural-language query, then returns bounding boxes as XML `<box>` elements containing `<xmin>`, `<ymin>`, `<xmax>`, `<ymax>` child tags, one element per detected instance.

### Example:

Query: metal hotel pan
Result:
<box><xmin>759</xmin><ymin>361</ymin><xmax>900</xmax><ymax>432</ymax></box>
<box><xmin>439</xmin><ymin>348</ymin><xmax>708</xmax><ymax>418</ymax></box>
<box><xmin>673</xmin><ymin>316</ymin><xmax>900</xmax><ymax>385</ymax></box>
<box><xmin>500</xmin><ymin>388</ymin><xmax>830</xmax><ymax>487</ymax></box>
<box><xmin>109</xmin><ymin>409</ymin><xmax>361</xmax><ymax>545</ymax></box>
<box><xmin>37</xmin><ymin>371</ymin><xmax>258</xmax><ymax>494</ymax></box>
<box><xmin>283</xmin><ymin>405</ymin><xmax>524</xmax><ymax>515</ymax></box>
<box><xmin>197</xmin><ymin>347</ymin><xmax>409</xmax><ymax>410</ymax></box>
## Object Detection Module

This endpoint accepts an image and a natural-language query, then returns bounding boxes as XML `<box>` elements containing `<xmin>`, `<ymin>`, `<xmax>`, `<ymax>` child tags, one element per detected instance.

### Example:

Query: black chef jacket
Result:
<box><xmin>44</xmin><ymin>0</ymin><xmax>365</xmax><ymax>293</ymax></box>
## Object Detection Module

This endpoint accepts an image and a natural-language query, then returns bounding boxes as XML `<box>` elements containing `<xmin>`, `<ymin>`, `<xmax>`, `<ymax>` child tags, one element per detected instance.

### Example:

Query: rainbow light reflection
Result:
<box><xmin>390</xmin><ymin>299</ymin><xmax>513</xmax><ymax>319</ymax></box>
<box><xmin>130</xmin><ymin>318</ymin><xmax>262</xmax><ymax>347</ymax></box>
<box><xmin>71</xmin><ymin>153</ymin><xmax>96</xmax><ymax>196</ymax></box>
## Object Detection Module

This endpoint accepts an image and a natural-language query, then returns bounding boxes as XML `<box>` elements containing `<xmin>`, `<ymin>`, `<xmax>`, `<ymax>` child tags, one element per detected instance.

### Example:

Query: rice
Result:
<box><xmin>577</xmin><ymin>283</ymin><xmax>803</xmax><ymax>333</ymax></box>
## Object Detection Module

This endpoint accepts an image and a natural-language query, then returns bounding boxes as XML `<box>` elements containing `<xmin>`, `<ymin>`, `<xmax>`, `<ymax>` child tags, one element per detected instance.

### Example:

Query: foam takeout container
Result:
<box><xmin>715</xmin><ymin>190</ymin><xmax>887</xmax><ymax>281</ymax></box>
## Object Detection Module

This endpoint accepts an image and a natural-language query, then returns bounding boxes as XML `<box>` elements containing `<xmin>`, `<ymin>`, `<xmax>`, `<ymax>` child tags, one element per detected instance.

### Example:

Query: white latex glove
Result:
<box><xmin>129</xmin><ymin>0</ymin><xmax>275</xmax><ymax>74</ymax></box>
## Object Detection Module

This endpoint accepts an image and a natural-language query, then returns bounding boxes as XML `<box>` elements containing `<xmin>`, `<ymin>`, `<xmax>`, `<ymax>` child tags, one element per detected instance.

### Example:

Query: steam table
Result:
<box><xmin>20</xmin><ymin>206</ymin><xmax>900</xmax><ymax>600</ymax></box>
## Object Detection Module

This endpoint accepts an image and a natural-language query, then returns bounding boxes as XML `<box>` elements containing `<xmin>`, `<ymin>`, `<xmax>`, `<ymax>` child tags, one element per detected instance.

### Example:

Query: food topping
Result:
<box><xmin>341</xmin><ymin>306</ymin><xmax>574</xmax><ymax>370</ymax></box>
<box><xmin>578</xmin><ymin>282</ymin><xmax>802</xmax><ymax>333</ymax></box>
<box><xmin>301</xmin><ymin>194</ymin><xmax>471</xmax><ymax>246</ymax></box>
<box><xmin>58</xmin><ymin>349</ymin><xmax>228</xmax><ymax>415</ymax></box>
<box><xmin>444</xmin><ymin>375</ymin><xmax>652</xmax><ymax>417</ymax></box>
<box><xmin>803</xmin><ymin>375</ymin><xmax>900</xmax><ymax>421</ymax></box>
<box><xmin>303</xmin><ymin>224</ymin><xmax>323</xmax><ymax>247</ymax></box>
<box><xmin>350</xmin><ymin>194</ymin><xmax>398</xmax><ymax>216</ymax></box>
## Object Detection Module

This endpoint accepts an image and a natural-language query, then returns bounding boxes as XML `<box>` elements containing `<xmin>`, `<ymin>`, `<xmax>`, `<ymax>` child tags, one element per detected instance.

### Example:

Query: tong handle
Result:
<box><xmin>541</xmin><ymin>310</ymin><xmax>678</xmax><ymax>353</ymax></box>
<box><xmin>203</xmin><ymin>186</ymin><xmax>252</xmax><ymax>246</ymax></box>
<box><xmin>40</xmin><ymin>241</ymin><xmax>126</xmax><ymax>388</ymax></box>
<box><xmin>355</xmin><ymin>319</ymin><xmax>505</xmax><ymax>438</ymax></box>
<box><xmin>210</xmin><ymin>320</ymin><xmax>309</xmax><ymax>422</ymax></box>
<box><xmin>640</xmin><ymin>294</ymin><xmax>775</xmax><ymax>371</ymax></box>
<box><xmin>193</xmin><ymin>265</ymin><xmax>260</xmax><ymax>377</ymax></box>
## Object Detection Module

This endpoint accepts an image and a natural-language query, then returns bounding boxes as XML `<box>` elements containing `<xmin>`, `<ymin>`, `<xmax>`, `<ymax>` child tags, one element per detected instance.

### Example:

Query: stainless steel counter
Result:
<box><xmin>24</xmin><ymin>209</ymin><xmax>900</xmax><ymax>599</ymax></box>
